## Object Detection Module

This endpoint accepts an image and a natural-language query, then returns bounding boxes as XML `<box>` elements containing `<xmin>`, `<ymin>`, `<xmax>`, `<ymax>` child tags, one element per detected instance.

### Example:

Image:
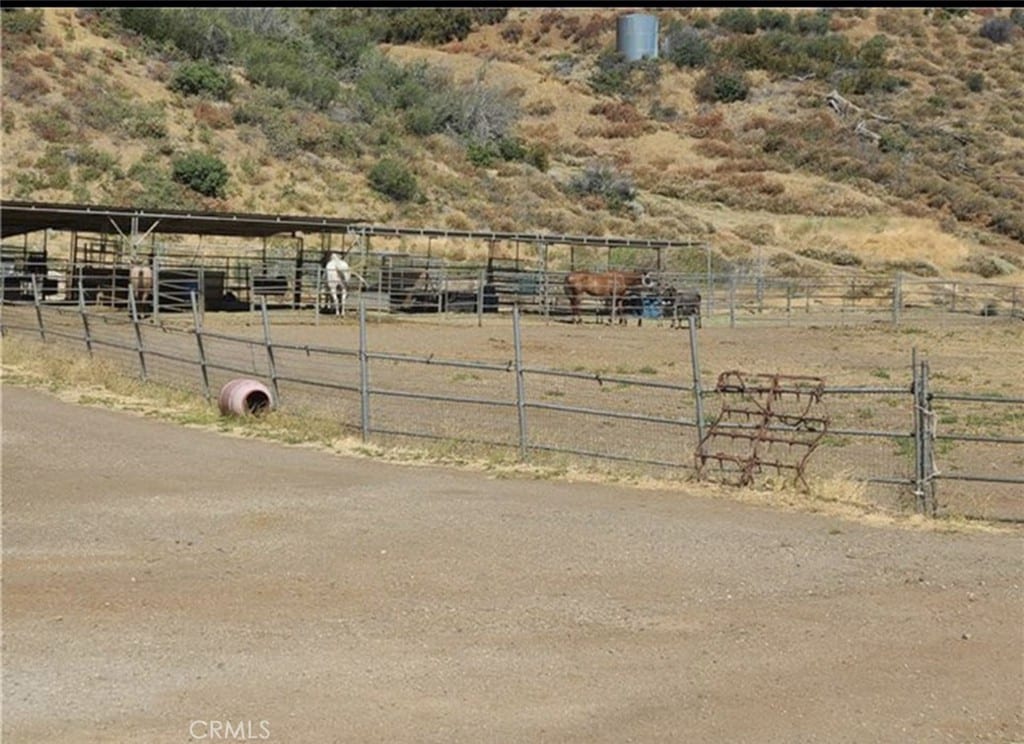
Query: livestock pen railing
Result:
<box><xmin>2</xmin><ymin>280</ymin><xmax>1022</xmax><ymax>523</ymax></box>
<box><xmin>9</xmin><ymin>240</ymin><xmax>1022</xmax><ymax>329</ymax></box>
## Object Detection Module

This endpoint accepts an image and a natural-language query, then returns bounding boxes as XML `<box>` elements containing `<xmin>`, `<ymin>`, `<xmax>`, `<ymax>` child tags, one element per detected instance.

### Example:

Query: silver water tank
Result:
<box><xmin>617</xmin><ymin>13</ymin><xmax>659</xmax><ymax>62</ymax></box>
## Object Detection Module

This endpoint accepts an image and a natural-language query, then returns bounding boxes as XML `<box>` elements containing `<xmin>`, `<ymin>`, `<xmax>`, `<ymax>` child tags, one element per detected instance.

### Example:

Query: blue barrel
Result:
<box><xmin>617</xmin><ymin>13</ymin><xmax>659</xmax><ymax>62</ymax></box>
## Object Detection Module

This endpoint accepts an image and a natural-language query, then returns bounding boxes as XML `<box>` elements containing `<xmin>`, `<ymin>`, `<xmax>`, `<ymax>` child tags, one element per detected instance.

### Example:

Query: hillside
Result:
<box><xmin>2</xmin><ymin>7</ymin><xmax>1023</xmax><ymax>280</ymax></box>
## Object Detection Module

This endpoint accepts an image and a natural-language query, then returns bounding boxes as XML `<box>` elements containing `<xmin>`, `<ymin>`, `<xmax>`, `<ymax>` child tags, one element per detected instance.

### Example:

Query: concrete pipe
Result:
<box><xmin>218</xmin><ymin>378</ymin><xmax>274</xmax><ymax>417</ymax></box>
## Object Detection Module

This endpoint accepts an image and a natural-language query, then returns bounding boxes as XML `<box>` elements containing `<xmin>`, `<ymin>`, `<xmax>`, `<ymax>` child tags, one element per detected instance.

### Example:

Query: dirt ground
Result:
<box><xmin>2</xmin><ymin>383</ymin><xmax>1022</xmax><ymax>743</ymax></box>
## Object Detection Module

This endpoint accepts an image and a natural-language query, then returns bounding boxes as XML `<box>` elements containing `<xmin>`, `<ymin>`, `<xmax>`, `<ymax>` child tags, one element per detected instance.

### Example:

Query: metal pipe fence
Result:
<box><xmin>2</xmin><ymin>287</ymin><xmax>1021</xmax><ymax>521</ymax></box>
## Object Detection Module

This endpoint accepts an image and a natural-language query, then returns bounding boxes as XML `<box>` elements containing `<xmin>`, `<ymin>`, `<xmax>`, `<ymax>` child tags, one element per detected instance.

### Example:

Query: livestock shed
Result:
<box><xmin>0</xmin><ymin>200</ymin><xmax>708</xmax><ymax>318</ymax></box>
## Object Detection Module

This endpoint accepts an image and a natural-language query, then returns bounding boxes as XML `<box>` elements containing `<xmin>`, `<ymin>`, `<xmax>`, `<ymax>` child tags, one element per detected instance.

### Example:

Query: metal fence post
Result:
<box><xmin>259</xmin><ymin>296</ymin><xmax>280</xmax><ymax>404</ymax></box>
<box><xmin>920</xmin><ymin>358</ymin><xmax>937</xmax><ymax>516</ymax></box>
<box><xmin>358</xmin><ymin>300</ymin><xmax>371</xmax><ymax>442</ymax></box>
<box><xmin>78</xmin><ymin>278</ymin><xmax>93</xmax><ymax>357</ymax></box>
<box><xmin>191</xmin><ymin>290</ymin><xmax>211</xmax><ymax>401</ymax></box>
<box><xmin>689</xmin><ymin>313</ymin><xmax>706</xmax><ymax>466</ymax></box>
<box><xmin>728</xmin><ymin>273</ymin><xmax>737</xmax><ymax>329</ymax></box>
<box><xmin>892</xmin><ymin>273</ymin><xmax>902</xmax><ymax>328</ymax></box>
<box><xmin>512</xmin><ymin>305</ymin><xmax>529</xmax><ymax>461</ymax></box>
<box><xmin>314</xmin><ymin>265</ymin><xmax>322</xmax><ymax>327</ymax></box>
<box><xmin>152</xmin><ymin>255</ymin><xmax>160</xmax><ymax>323</ymax></box>
<box><xmin>911</xmin><ymin>349</ymin><xmax>937</xmax><ymax>516</ymax></box>
<box><xmin>477</xmin><ymin>268</ymin><xmax>485</xmax><ymax>328</ymax></box>
<box><xmin>128</xmin><ymin>284</ymin><xmax>147</xmax><ymax>381</ymax></box>
<box><xmin>31</xmin><ymin>275</ymin><xmax>45</xmax><ymax>341</ymax></box>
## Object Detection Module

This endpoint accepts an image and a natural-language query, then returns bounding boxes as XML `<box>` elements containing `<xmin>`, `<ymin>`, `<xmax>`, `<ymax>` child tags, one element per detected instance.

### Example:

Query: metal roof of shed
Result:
<box><xmin>0</xmin><ymin>200</ymin><xmax>706</xmax><ymax>251</ymax></box>
<box><xmin>0</xmin><ymin>200</ymin><xmax>362</xmax><ymax>240</ymax></box>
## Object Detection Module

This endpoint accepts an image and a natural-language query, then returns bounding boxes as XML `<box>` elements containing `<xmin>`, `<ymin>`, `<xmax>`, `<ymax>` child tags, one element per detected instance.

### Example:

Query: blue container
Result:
<box><xmin>642</xmin><ymin>296</ymin><xmax>662</xmax><ymax>319</ymax></box>
<box><xmin>617</xmin><ymin>13</ymin><xmax>659</xmax><ymax>62</ymax></box>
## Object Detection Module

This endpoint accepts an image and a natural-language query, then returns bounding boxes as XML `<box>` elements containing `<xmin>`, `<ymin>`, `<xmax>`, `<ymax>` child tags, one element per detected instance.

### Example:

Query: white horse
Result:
<box><xmin>324</xmin><ymin>252</ymin><xmax>367</xmax><ymax>316</ymax></box>
<box><xmin>128</xmin><ymin>263</ymin><xmax>153</xmax><ymax>316</ymax></box>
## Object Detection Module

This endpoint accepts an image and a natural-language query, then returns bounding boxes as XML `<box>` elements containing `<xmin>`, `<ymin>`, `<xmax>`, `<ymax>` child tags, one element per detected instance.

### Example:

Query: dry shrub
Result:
<box><xmin>3</xmin><ymin>54</ymin><xmax>33</xmax><ymax>76</ymax></box>
<box><xmin>733</xmin><ymin>222</ymin><xmax>775</xmax><ymax>245</ymax></box>
<box><xmin>590</xmin><ymin>101</ymin><xmax>643</xmax><ymax>123</ymax></box>
<box><xmin>557</xmin><ymin>139</ymin><xmax>596</xmax><ymax>158</ymax></box>
<box><xmin>28</xmin><ymin>51</ymin><xmax>57</xmax><ymax>72</ymax></box>
<box><xmin>769</xmin><ymin>252</ymin><xmax>823</xmax><ymax>277</ymax></box>
<box><xmin>742</xmin><ymin>114</ymin><xmax>780</xmax><ymax>132</ymax></box>
<box><xmin>875</xmin><ymin>8</ymin><xmax>925</xmax><ymax>38</ymax></box>
<box><xmin>714</xmin><ymin>157</ymin><xmax>773</xmax><ymax>173</ymax></box>
<box><xmin>5</xmin><ymin>72</ymin><xmax>51</xmax><ymax>101</ymax></box>
<box><xmin>956</xmin><ymin>251</ymin><xmax>1014</xmax><ymax>278</ymax></box>
<box><xmin>193</xmin><ymin>101</ymin><xmax>233</xmax><ymax>129</ymax></box>
<box><xmin>500</xmin><ymin>22</ymin><xmax>523</xmax><ymax>43</ymax></box>
<box><xmin>696</xmin><ymin>139</ymin><xmax>739</xmax><ymax>159</ymax></box>
<box><xmin>599</xmin><ymin>120</ymin><xmax>652</xmax><ymax>139</ymax></box>
<box><xmin>537</xmin><ymin>10</ymin><xmax>564</xmax><ymax>36</ymax></box>
<box><xmin>524</xmin><ymin>99</ymin><xmax>556</xmax><ymax>116</ymax></box>
<box><xmin>882</xmin><ymin>260</ymin><xmax>939</xmax><ymax>277</ymax></box>
<box><xmin>28</xmin><ymin>106</ymin><xmax>75</xmax><ymax>141</ymax></box>
<box><xmin>720</xmin><ymin>171</ymin><xmax>783</xmax><ymax>194</ymax></box>
<box><xmin>807</xmin><ymin>471</ymin><xmax>871</xmax><ymax>511</ymax></box>
<box><xmin>569</xmin><ymin>15</ymin><xmax>613</xmax><ymax>50</ymax></box>
<box><xmin>559</xmin><ymin>15</ymin><xmax>581</xmax><ymax>39</ymax></box>
<box><xmin>687</xmin><ymin>108</ymin><xmax>726</xmax><ymax>139</ymax></box>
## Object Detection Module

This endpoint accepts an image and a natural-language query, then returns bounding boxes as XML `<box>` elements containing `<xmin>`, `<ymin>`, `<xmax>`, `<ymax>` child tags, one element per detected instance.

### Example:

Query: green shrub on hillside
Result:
<box><xmin>170</xmin><ymin>61</ymin><xmax>234</xmax><ymax>100</ymax></box>
<box><xmin>794</xmin><ymin>10</ymin><xmax>831</xmax><ymax>35</ymax></box>
<box><xmin>695</xmin><ymin>67</ymin><xmax>750</xmax><ymax>103</ymax></box>
<box><xmin>589</xmin><ymin>50</ymin><xmax>661</xmax><ymax>97</ymax></box>
<box><xmin>757</xmin><ymin>10</ymin><xmax>792</xmax><ymax>31</ymax></box>
<box><xmin>719</xmin><ymin>31</ymin><xmax>855</xmax><ymax>79</ymax></box>
<box><xmin>126</xmin><ymin>159</ymin><xmax>200</xmax><ymax>209</ymax></box>
<box><xmin>368</xmin><ymin>158</ymin><xmax>418</xmax><ymax>202</ymax></box>
<box><xmin>378</xmin><ymin>8</ymin><xmax>508</xmax><ymax>45</ymax></box>
<box><xmin>119</xmin><ymin>8</ymin><xmax>233</xmax><ymax>61</ymax></box>
<box><xmin>568</xmin><ymin>162</ymin><xmax>635</xmax><ymax>210</ymax></box>
<box><xmin>663</xmin><ymin>23</ymin><xmax>712</xmax><ymax>69</ymax></box>
<box><xmin>716</xmin><ymin>8</ymin><xmax>758</xmax><ymax>35</ymax></box>
<box><xmin>2</xmin><ymin>8</ymin><xmax>44</xmax><ymax>35</ymax></box>
<box><xmin>241</xmin><ymin>40</ymin><xmax>339</xmax><ymax>110</ymax></box>
<box><xmin>979</xmin><ymin>16</ymin><xmax>1015</xmax><ymax>44</ymax></box>
<box><xmin>467</xmin><ymin>137</ymin><xmax>548</xmax><ymax>171</ymax></box>
<box><xmin>171</xmin><ymin>151</ymin><xmax>229</xmax><ymax>198</ymax></box>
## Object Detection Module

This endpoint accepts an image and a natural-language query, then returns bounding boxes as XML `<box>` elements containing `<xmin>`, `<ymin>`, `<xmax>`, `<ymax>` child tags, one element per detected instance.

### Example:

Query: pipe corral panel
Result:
<box><xmin>617</xmin><ymin>13</ymin><xmax>659</xmax><ymax>62</ymax></box>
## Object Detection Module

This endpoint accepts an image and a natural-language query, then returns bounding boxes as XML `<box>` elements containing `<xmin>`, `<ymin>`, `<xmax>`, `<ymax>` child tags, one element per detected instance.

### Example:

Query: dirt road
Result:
<box><xmin>3</xmin><ymin>385</ymin><xmax>1022</xmax><ymax>743</ymax></box>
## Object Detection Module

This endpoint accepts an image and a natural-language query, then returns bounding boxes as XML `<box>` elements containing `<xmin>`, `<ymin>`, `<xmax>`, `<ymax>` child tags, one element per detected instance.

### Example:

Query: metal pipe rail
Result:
<box><xmin>526</xmin><ymin>399</ymin><xmax>698</xmax><ymax>428</ymax></box>
<box><xmin>345</xmin><ymin>224</ymin><xmax>705</xmax><ymax>250</ymax></box>
<box><xmin>526</xmin><ymin>366</ymin><xmax>696</xmax><ymax>393</ymax></box>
